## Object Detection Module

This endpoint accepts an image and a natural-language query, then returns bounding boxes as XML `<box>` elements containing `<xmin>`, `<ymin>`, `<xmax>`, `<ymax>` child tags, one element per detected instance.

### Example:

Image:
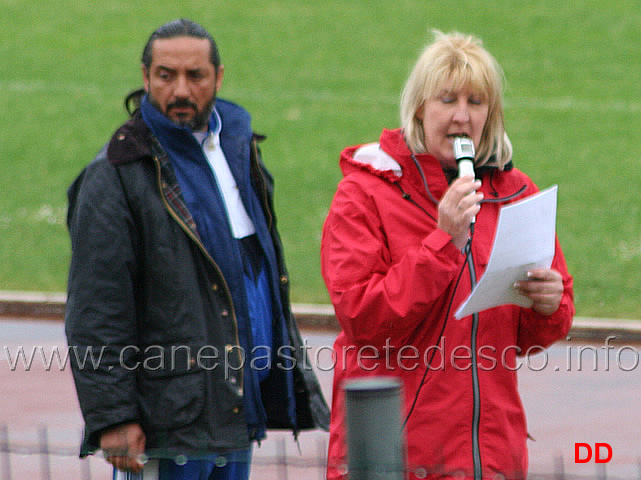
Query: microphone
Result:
<box><xmin>453</xmin><ymin>137</ymin><xmax>477</xmax><ymax>223</ymax></box>
<box><xmin>453</xmin><ymin>137</ymin><xmax>475</xmax><ymax>179</ymax></box>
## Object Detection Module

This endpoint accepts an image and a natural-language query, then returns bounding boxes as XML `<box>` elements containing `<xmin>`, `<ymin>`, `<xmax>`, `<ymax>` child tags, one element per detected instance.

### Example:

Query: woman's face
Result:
<box><xmin>416</xmin><ymin>86</ymin><xmax>489</xmax><ymax>169</ymax></box>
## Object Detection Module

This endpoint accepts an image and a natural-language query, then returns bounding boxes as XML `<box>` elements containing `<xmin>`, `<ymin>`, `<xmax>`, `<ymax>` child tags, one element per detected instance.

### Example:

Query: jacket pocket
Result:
<box><xmin>138</xmin><ymin>345</ymin><xmax>205</xmax><ymax>429</ymax></box>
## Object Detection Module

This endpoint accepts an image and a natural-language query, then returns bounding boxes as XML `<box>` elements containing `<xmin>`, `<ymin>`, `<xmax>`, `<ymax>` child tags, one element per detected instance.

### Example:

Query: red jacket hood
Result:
<box><xmin>339</xmin><ymin>128</ymin><xmax>454</xmax><ymax>200</ymax></box>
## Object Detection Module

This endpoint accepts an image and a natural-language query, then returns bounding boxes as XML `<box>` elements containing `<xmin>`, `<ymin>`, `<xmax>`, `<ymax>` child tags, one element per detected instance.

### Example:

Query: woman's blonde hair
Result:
<box><xmin>400</xmin><ymin>30</ymin><xmax>512</xmax><ymax>168</ymax></box>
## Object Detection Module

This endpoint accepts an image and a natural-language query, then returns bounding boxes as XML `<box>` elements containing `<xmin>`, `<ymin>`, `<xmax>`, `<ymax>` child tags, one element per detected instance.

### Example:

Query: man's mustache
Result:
<box><xmin>168</xmin><ymin>99</ymin><xmax>197</xmax><ymax>111</ymax></box>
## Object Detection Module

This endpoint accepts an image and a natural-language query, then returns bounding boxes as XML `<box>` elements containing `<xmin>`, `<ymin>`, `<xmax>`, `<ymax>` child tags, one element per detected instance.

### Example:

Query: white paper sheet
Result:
<box><xmin>454</xmin><ymin>185</ymin><xmax>558</xmax><ymax>319</ymax></box>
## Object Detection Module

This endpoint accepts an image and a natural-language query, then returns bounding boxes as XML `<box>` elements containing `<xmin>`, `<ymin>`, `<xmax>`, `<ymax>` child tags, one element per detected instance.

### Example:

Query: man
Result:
<box><xmin>65</xmin><ymin>19</ymin><xmax>329</xmax><ymax>479</ymax></box>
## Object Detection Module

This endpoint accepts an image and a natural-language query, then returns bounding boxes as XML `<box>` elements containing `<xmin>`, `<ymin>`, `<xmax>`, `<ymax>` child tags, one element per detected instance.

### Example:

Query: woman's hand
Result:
<box><xmin>437</xmin><ymin>176</ymin><xmax>483</xmax><ymax>249</ymax></box>
<box><xmin>514</xmin><ymin>268</ymin><xmax>564</xmax><ymax>316</ymax></box>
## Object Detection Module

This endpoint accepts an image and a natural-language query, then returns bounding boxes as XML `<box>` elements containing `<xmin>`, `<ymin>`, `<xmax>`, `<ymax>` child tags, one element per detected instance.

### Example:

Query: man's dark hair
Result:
<box><xmin>125</xmin><ymin>19</ymin><xmax>221</xmax><ymax>115</ymax></box>
<box><xmin>141</xmin><ymin>18</ymin><xmax>221</xmax><ymax>70</ymax></box>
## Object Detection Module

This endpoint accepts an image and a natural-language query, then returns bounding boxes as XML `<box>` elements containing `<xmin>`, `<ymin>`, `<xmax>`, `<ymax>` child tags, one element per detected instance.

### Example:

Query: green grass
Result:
<box><xmin>1</xmin><ymin>0</ymin><xmax>640</xmax><ymax>318</ymax></box>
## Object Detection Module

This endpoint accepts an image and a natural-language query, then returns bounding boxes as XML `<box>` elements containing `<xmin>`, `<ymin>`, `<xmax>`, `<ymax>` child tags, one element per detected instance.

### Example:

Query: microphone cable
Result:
<box><xmin>401</xmin><ymin>242</ymin><xmax>471</xmax><ymax>429</ymax></box>
<box><xmin>402</xmin><ymin>150</ymin><xmax>476</xmax><ymax>429</ymax></box>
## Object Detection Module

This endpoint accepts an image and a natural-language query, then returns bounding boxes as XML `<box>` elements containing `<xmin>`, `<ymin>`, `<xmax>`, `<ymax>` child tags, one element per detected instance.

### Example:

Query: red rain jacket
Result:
<box><xmin>321</xmin><ymin>128</ymin><xmax>574</xmax><ymax>479</ymax></box>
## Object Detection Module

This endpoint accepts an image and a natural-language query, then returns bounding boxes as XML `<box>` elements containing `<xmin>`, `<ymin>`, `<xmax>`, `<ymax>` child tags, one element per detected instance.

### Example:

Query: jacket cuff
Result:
<box><xmin>422</xmin><ymin>228</ymin><xmax>463</xmax><ymax>258</ymax></box>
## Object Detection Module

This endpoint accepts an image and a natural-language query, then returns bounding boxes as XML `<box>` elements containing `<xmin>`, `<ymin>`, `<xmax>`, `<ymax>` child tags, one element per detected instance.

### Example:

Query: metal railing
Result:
<box><xmin>1</xmin><ymin>422</ymin><xmax>640</xmax><ymax>480</ymax></box>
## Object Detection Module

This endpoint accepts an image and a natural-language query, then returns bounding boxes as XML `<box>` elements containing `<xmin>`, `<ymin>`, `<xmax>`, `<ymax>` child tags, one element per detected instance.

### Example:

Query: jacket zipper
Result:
<box><xmin>466</xmin><ymin>243</ymin><xmax>482</xmax><ymax>479</ymax></box>
<box><xmin>396</xmin><ymin>163</ymin><xmax>527</xmax><ymax>477</ymax></box>
<box><xmin>468</xmin><ymin>178</ymin><xmax>526</xmax><ymax>476</ymax></box>
<box><xmin>153</xmin><ymin>156</ymin><xmax>244</xmax><ymax>393</ymax></box>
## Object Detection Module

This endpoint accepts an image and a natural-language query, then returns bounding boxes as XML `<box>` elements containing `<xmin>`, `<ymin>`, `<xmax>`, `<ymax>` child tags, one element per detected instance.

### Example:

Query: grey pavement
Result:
<box><xmin>1</xmin><ymin>307</ymin><xmax>641</xmax><ymax>478</ymax></box>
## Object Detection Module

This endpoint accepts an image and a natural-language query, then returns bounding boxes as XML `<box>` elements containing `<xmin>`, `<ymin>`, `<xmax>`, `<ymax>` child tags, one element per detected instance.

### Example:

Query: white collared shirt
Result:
<box><xmin>193</xmin><ymin>110</ymin><xmax>256</xmax><ymax>239</ymax></box>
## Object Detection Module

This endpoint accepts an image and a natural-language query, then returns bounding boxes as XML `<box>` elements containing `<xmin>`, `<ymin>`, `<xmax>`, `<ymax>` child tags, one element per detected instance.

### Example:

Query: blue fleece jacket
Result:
<box><xmin>140</xmin><ymin>95</ymin><xmax>295</xmax><ymax>441</ymax></box>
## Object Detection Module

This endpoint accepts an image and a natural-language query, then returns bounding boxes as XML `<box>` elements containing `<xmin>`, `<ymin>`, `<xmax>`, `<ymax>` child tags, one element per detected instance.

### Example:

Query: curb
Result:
<box><xmin>0</xmin><ymin>291</ymin><xmax>67</xmax><ymax>320</ymax></box>
<box><xmin>1</xmin><ymin>291</ymin><xmax>640</xmax><ymax>342</ymax></box>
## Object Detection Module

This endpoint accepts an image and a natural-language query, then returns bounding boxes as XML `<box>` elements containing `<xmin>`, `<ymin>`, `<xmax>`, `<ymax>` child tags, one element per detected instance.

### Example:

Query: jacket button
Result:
<box><xmin>232</xmin><ymin>407</ymin><xmax>240</xmax><ymax>414</ymax></box>
<box><xmin>221</xmin><ymin>309</ymin><xmax>229</xmax><ymax>317</ymax></box>
<box><xmin>117</xmin><ymin>134</ymin><xmax>126</xmax><ymax>141</ymax></box>
<box><xmin>211</xmin><ymin>283</ymin><xmax>219</xmax><ymax>291</ymax></box>
<box><xmin>280</xmin><ymin>275</ymin><xmax>288</xmax><ymax>285</ymax></box>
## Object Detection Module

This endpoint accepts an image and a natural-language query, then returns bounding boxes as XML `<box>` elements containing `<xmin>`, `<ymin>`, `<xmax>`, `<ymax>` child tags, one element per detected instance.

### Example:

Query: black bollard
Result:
<box><xmin>344</xmin><ymin>377</ymin><xmax>405</xmax><ymax>480</ymax></box>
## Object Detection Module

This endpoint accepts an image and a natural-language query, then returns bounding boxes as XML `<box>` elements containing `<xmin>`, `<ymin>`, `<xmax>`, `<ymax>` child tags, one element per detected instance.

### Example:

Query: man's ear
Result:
<box><xmin>215</xmin><ymin>65</ymin><xmax>225</xmax><ymax>94</ymax></box>
<box><xmin>142</xmin><ymin>65</ymin><xmax>150</xmax><ymax>92</ymax></box>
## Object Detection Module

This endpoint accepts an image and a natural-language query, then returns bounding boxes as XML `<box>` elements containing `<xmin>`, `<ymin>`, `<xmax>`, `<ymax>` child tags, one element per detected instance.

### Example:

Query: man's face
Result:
<box><xmin>143</xmin><ymin>36</ymin><xmax>224</xmax><ymax>131</ymax></box>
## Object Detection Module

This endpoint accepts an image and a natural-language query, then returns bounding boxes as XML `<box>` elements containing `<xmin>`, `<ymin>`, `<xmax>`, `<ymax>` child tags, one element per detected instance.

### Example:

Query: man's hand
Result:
<box><xmin>100</xmin><ymin>422</ymin><xmax>146</xmax><ymax>473</ymax></box>
<box><xmin>514</xmin><ymin>268</ymin><xmax>564</xmax><ymax>316</ymax></box>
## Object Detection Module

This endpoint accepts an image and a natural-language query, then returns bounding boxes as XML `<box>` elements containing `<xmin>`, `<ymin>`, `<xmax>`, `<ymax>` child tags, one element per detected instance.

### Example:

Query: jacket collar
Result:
<box><xmin>340</xmin><ymin>128</ymin><xmax>514</xmax><ymax>199</ymax></box>
<box><xmin>106</xmin><ymin>95</ymin><xmax>221</xmax><ymax>166</ymax></box>
<box><xmin>107</xmin><ymin>111</ymin><xmax>154</xmax><ymax>165</ymax></box>
<box><xmin>339</xmin><ymin>129</ymin><xmax>451</xmax><ymax>197</ymax></box>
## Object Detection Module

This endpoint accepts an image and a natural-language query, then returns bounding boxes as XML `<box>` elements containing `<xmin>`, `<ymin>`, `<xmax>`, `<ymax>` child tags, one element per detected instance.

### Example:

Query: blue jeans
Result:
<box><xmin>113</xmin><ymin>449</ymin><xmax>252</xmax><ymax>480</ymax></box>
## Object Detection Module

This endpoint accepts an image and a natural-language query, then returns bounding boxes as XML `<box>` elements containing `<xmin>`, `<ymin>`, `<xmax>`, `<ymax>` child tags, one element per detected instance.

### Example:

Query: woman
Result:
<box><xmin>321</xmin><ymin>31</ymin><xmax>574</xmax><ymax>479</ymax></box>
